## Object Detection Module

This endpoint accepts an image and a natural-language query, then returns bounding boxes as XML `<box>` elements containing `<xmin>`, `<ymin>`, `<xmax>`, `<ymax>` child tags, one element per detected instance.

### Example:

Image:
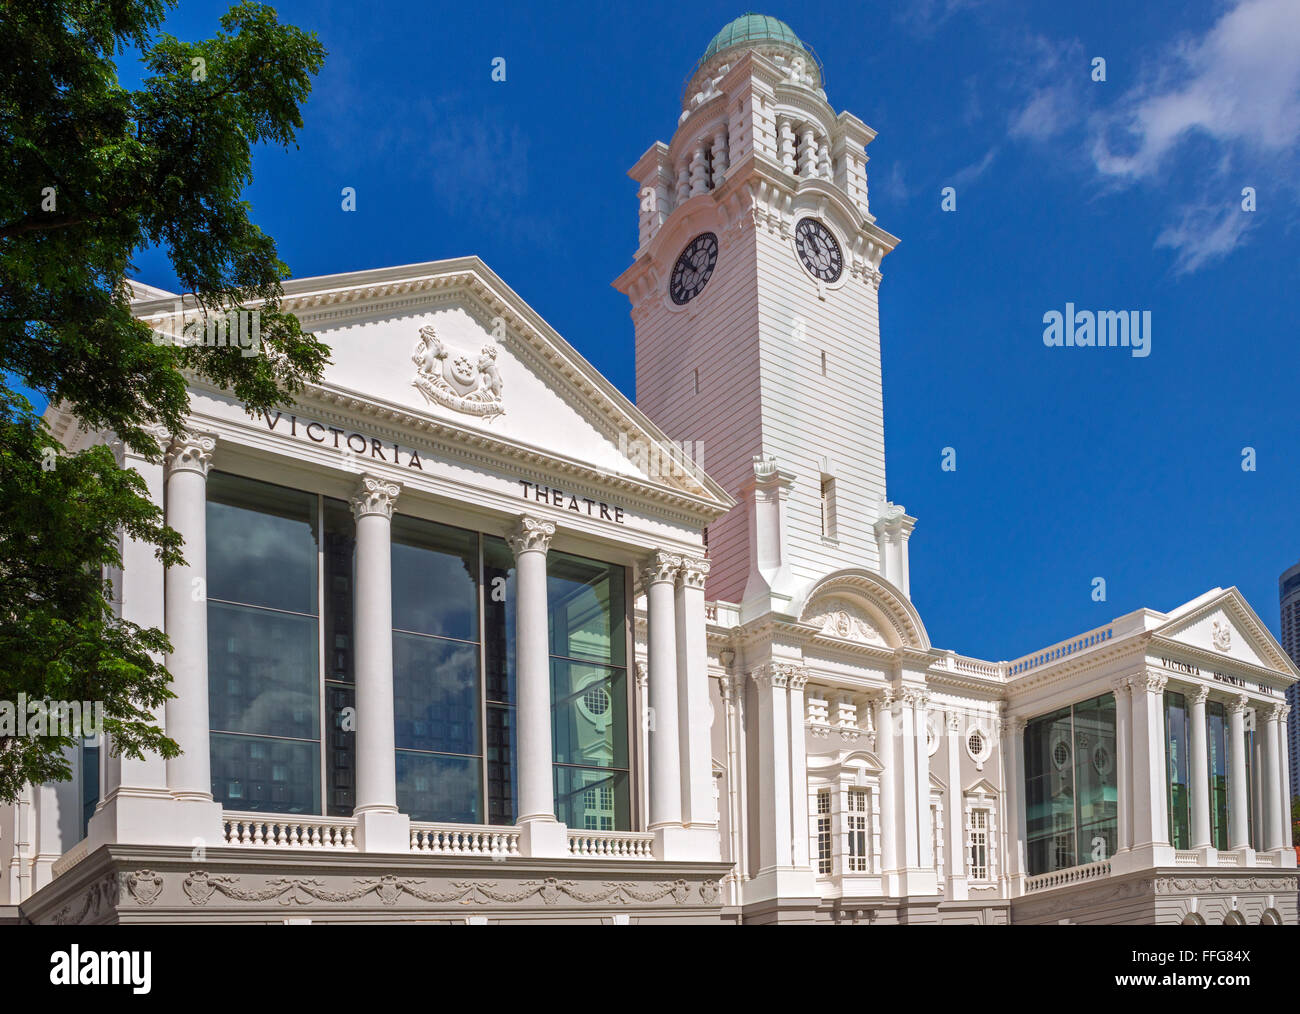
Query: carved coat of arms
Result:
<box><xmin>412</xmin><ymin>324</ymin><xmax>504</xmax><ymax>419</ymax></box>
<box><xmin>1211</xmin><ymin>619</ymin><xmax>1231</xmax><ymax>652</ymax></box>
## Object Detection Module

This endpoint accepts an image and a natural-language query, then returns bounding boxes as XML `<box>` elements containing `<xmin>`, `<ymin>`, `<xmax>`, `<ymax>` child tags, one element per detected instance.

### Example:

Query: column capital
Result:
<box><xmin>718</xmin><ymin>672</ymin><xmax>745</xmax><ymax>703</ymax></box>
<box><xmin>164</xmin><ymin>429</ymin><xmax>217</xmax><ymax>477</ymax></box>
<box><xmin>901</xmin><ymin>687</ymin><xmax>929</xmax><ymax>709</ymax></box>
<box><xmin>1226</xmin><ymin>694</ymin><xmax>1250</xmax><ymax>716</ymax></box>
<box><xmin>677</xmin><ymin>554</ymin><xmax>711</xmax><ymax>589</ymax></box>
<box><xmin>634</xmin><ymin>660</ymin><xmax>648</xmax><ymax>690</ymax></box>
<box><xmin>1141</xmin><ymin>671</ymin><xmax>1169</xmax><ymax>695</ymax></box>
<box><xmin>946</xmin><ymin>710</ymin><xmax>962</xmax><ymax>733</ymax></box>
<box><xmin>1264</xmin><ymin>702</ymin><xmax>1285</xmax><ymax>723</ymax></box>
<box><xmin>351</xmin><ymin>472</ymin><xmax>402</xmax><ymax>521</ymax></box>
<box><xmin>1189</xmin><ymin>685</ymin><xmax>1211</xmax><ymax>706</ymax></box>
<box><xmin>640</xmin><ymin>549</ymin><xmax>682</xmax><ymax>587</ymax></box>
<box><xmin>787</xmin><ymin>668</ymin><xmax>809</xmax><ymax>692</ymax></box>
<box><xmin>505</xmin><ymin>514</ymin><xmax>555</xmax><ymax>556</ymax></box>
<box><xmin>1110</xmin><ymin>675</ymin><xmax>1133</xmax><ymax>696</ymax></box>
<box><xmin>1011</xmin><ymin>715</ymin><xmax>1028</xmax><ymax>735</ymax></box>
<box><xmin>1279</xmin><ymin>702</ymin><xmax>1292</xmax><ymax>722</ymax></box>
<box><xmin>751</xmin><ymin>662</ymin><xmax>793</xmax><ymax>690</ymax></box>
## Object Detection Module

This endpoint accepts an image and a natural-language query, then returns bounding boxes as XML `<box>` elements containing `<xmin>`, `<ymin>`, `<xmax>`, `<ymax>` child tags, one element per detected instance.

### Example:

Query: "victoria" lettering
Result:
<box><xmin>263</xmin><ymin>412</ymin><xmax>424</xmax><ymax>470</ymax></box>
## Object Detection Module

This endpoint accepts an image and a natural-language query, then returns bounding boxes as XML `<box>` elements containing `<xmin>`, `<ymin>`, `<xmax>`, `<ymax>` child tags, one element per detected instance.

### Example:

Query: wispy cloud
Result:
<box><xmin>950</xmin><ymin>147</ymin><xmax>998</xmax><ymax>187</ymax></box>
<box><xmin>1090</xmin><ymin>0</ymin><xmax>1300</xmax><ymax>180</ymax></box>
<box><xmin>897</xmin><ymin>0</ymin><xmax>986</xmax><ymax>37</ymax></box>
<box><xmin>1087</xmin><ymin>0</ymin><xmax>1300</xmax><ymax>272</ymax></box>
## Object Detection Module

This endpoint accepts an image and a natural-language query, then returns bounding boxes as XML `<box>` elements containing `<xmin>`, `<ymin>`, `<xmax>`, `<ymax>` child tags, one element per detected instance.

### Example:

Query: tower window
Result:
<box><xmin>693</xmin><ymin>367</ymin><xmax>700</xmax><ymax>395</ymax></box>
<box><xmin>820</xmin><ymin>350</ymin><xmax>828</xmax><ymax>376</ymax></box>
<box><xmin>820</xmin><ymin>476</ymin><xmax>837</xmax><ymax>540</ymax></box>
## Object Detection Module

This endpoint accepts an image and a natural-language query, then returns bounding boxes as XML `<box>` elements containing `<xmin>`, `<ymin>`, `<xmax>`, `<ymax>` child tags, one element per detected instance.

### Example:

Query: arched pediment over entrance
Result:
<box><xmin>795</xmin><ymin>569</ymin><xmax>931</xmax><ymax>651</ymax></box>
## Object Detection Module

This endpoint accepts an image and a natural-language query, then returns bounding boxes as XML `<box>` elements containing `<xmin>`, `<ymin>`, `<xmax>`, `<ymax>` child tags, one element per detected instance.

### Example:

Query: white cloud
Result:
<box><xmin>1084</xmin><ymin>0</ymin><xmax>1300</xmax><ymax>271</ymax></box>
<box><xmin>1091</xmin><ymin>0</ymin><xmax>1300</xmax><ymax>180</ymax></box>
<box><xmin>1154</xmin><ymin>199</ymin><xmax>1256</xmax><ymax>275</ymax></box>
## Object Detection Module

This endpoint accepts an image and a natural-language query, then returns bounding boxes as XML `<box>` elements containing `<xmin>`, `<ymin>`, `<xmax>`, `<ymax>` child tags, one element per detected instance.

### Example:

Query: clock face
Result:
<box><xmin>669</xmin><ymin>232</ymin><xmax>719</xmax><ymax>305</ymax></box>
<box><xmin>795</xmin><ymin>218</ymin><xmax>843</xmax><ymax>283</ymax></box>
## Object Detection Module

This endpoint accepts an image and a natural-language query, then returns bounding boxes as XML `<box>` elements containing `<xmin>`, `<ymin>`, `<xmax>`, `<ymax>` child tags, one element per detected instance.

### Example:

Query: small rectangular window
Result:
<box><xmin>693</xmin><ymin>367</ymin><xmax>700</xmax><ymax>395</ymax></box>
<box><xmin>816</xmin><ymin>789</ymin><xmax>833</xmax><ymax>874</ymax></box>
<box><xmin>820</xmin><ymin>477</ymin><xmax>837</xmax><ymax>539</ymax></box>
<box><xmin>847</xmin><ymin>788</ymin><xmax>870</xmax><ymax>872</ymax></box>
<box><xmin>969</xmin><ymin>808</ymin><xmax>989</xmax><ymax>880</ymax></box>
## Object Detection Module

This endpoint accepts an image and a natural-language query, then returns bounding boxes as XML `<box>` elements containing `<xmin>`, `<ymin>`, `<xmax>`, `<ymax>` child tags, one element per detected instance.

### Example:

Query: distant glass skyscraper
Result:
<box><xmin>1282</xmin><ymin>561</ymin><xmax>1300</xmax><ymax>804</ymax></box>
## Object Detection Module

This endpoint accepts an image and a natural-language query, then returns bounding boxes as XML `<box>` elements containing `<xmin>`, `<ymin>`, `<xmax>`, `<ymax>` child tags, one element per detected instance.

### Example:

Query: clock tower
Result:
<box><xmin>614</xmin><ymin>14</ymin><xmax>907</xmax><ymax>619</ymax></box>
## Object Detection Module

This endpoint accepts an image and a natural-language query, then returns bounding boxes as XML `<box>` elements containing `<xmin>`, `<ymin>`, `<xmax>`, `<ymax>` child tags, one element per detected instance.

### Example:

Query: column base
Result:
<box><xmin>354</xmin><ymin>810</ymin><xmax>411</xmax><ymax>853</ymax></box>
<box><xmin>88</xmin><ymin>791</ymin><xmax>224</xmax><ymax>851</ymax></box>
<box><xmin>1111</xmin><ymin>843</ymin><xmax>1176</xmax><ymax>872</ymax></box>
<box><xmin>743</xmin><ymin>865</ymin><xmax>819</xmax><ymax>905</ymax></box>
<box><xmin>655</xmin><ymin>824</ymin><xmax>720</xmax><ymax>861</ymax></box>
<box><xmin>516</xmin><ymin>817</ymin><xmax>569</xmax><ymax>858</ymax></box>
<box><xmin>884</xmin><ymin>867</ymin><xmax>938</xmax><ymax>897</ymax></box>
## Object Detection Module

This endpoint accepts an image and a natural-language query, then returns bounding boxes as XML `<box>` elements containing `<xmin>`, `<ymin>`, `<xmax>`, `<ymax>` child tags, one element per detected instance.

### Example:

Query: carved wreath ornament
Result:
<box><xmin>411</xmin><ymin>324</ymin><xmax>504</xmax><ymax>419</ymax></box>
<box><xmin>1212</xmin><ymin>619</ymin><xmax>1232</xmax><ymax>652</ymax></box>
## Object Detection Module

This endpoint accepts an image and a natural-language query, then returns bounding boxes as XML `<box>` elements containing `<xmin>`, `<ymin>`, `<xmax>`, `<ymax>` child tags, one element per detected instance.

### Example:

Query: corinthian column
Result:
<box><xmin>506</xmin><ymin>515</ymin><xmax>566</xmax><ymax>857</ymax></box>
<box><xmin>675</xmin><ymin>556</ymin><xmax>717</xmax><ymax>854</ymax></box>
<box><xmin>152</xmin><ymin>430</ymin><xmax>225</xmax><ymax>847</ymax></box>
<box><xmin>1188</xmin><ymin>686</ymin><xmax>1212</xmax><ymax>852</ymax></box>
<box><xmin>1261</xmin><ymin>704</ymin><xmax>1283</xmax><ymax>851</ymax></box>
<box><xmin>350</xmin><ymin>473</ymin><xmax>408</xmax><ymax>852</ymax></box>
<box><xmin>1130</xmin><ymin>672</ymin><xmax>1172</xmax><ymax>863</ymax></box>
<box><xmin>1226</xmin><ymin>696</ymin><xmax>1250</xmax><ymax>851</ymax></box>
<box><xmin>643</xmin><ymin>551</ymin><xmax>683</xmax><ymax>855</ymax></box>
<box><xmin>1111</xmin><ymin>677</ymin><xmax>1133</xmax><ymax>853</ymax></box>
<box><xmin>787</xmin><ymin>668</ymin><xmax>812</xmax><ymax>870</ymax></box>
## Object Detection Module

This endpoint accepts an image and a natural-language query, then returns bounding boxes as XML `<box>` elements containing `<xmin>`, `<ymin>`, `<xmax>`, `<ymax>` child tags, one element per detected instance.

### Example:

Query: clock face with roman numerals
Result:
<box><xmin>795</xmin><ymin>218</ymin><xmax>843</xmax><ymax>283</ymax></box>
<box><xmin>669</xmin><ymin>232</ymin><xmax>719</xmax><ymax>305</ymax></box>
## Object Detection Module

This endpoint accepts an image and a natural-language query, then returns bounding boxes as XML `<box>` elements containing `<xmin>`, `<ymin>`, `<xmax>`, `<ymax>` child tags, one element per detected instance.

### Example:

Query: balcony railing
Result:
<box><xmin>1023</xmin><ymin>859</ymin><xmax>1112</xmax><ymax>893</ymax></box>
<box><xmin>568</xmin><ymin>829</ymin><xmax>656</xmax><ymax>858</ymax></box>
<box><xmin>223</xmin><ymin>813</ymin><xmax>357</xmax><ymax>849</ymax></box>
<box><xmin>409</xmin><ymin>824</ymin><xmax>520</xmax><ymax>857</ymax></box>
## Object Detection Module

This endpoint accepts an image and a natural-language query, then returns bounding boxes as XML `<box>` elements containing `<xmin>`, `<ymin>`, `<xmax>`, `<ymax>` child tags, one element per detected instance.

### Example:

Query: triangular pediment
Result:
<box><xmin>964</xmin><ymin>778</ymin><xmax>999</xmax><ymax>798</ymax></box>
<box><xmin>1156</xmin><ymin>588</ymin><xmax>1299</xmax><ymax>679</ymax></box>
<box><xmin>134</xmin><ymin>257</ymin><xmax>732</xmax><ymax>515</ymax></box>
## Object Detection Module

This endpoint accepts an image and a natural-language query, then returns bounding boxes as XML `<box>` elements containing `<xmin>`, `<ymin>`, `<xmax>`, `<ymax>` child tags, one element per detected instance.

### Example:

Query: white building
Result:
<box><xmin>2</xmin><ymin>14</ymin><xmax>1295</xmax><ymax>925</ymax></box>
<box><xmin>1281</xmin><ymin>560</ymin><xmax>1300</xmax><ymax>804</ymax></box>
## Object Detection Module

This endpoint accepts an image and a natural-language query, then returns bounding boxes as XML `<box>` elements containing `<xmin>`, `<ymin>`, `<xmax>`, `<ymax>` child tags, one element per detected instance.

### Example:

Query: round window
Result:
<box><xmin>1052</xmin><ymin>741</ymin><xmax>1071</xmax><ymax>768</ymax></box>
<box><xmin>967</xmin><ymin>731</ymin><xmax>985</xmax><ymax>757</ymax></box>
<box><xmin>582</xmin><ymin>686</ymin><xmax>610</xmax><ymax>717</ymax></box>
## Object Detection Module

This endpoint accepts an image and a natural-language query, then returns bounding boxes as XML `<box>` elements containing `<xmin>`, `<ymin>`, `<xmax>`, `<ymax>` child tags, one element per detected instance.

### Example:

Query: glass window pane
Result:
<box><xmin>208</xmin><ymin>601</ymin><xmax>319</xmax><ymax>740</ymax></box>
<box><xmin>325</xmin><ymin>682</ymin><xmax>355</xmax><ymax>817</ymax></box>
<box><xmin>206</xmin><ymin>472</ymin><xmax>318</xmax><ymax>614</ymax></box>
<box><xmin>1024</xmin><ymin>706</ymin><xmax>1075</xmax><ymax>875</ymax></box>
<box><xmin>554</xmin><ymin>766</ymin><xmax>629</xmax><ymax>831</ymax></box>
<box><xmin>396</xmin><ymin>752</ymin><xmax>481</xmax><ymax>823</ymax></box>
<box><xmin>211</xmin><ymin>732</ymin><xmax>321</xmax><ymax>814</ymax></box>
<box><xmin>391</xmin><ymin>517</ymin><xmax>478</xmax><ymax>641</ymax></box>
<box><xmin>486</xmin><ymin>703</ymin><xmax>517</xmax><ymax>825</ymax></box>
<box><xmin>1165</xmin><ymin>691</ymin><xmax>1190</xmax><ymax>849</ymax></box>
<box><xmin>551</xmin><ymin>659</ymin><xmax>628</xmax><ymax>769</ymax></box>
<box><xmin>323</xmin><ymin>497</ymin><xmax>355</xmax><ymax>682</ymax></box>
<box><xmin>393</xmin><ymin>633</ymin><xmax>481</xmax><ymax>756</ymax></box>
<box><xmin>483</xmin><ymin>535</ymin><xmax>516</xmax><ymax>705</ymax></box>
<box><xmin>1207</xmin><ymin>700</ymin><xmax>1229</xmax><ymax>850</ymax></box>
<box><xmin>1073</xmin><ymin>694</ymin><xmax>1117</xmax><ymax>864</ymax></box>
<box><xmin>547</xmin><ymin>552</ymin><xmax>626</xmax><ymax>666</ymax></box>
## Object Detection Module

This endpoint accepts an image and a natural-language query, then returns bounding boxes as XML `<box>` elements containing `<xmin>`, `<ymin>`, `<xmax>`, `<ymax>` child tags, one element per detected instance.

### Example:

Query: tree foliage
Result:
<box><xmin>0</xmin><ymin>1</ymin><xmax>328</xmax><ymax>800</ymax></box>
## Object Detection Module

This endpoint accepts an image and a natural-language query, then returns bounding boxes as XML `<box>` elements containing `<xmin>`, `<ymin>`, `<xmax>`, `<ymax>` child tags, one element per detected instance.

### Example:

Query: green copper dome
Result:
<box><xmin>700</xmin><ymin>13</ymin><xmax>808</xmax><ymax>63</ymax></box>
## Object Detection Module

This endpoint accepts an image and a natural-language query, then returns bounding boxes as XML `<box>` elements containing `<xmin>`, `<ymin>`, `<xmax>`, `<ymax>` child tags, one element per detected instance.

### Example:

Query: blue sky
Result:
<box><xmin>43</xmin><ymin>0</ymin><xmax>1300</xmax><ymax>660</ymax></box>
